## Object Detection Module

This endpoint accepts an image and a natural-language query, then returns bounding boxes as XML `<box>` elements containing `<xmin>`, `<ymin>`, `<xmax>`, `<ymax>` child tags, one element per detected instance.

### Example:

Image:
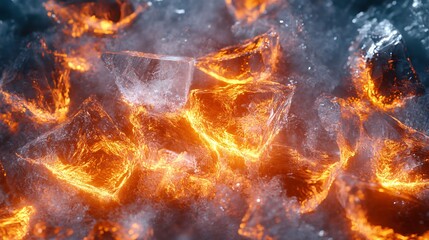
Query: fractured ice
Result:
<box><xmin>349</xmin><ymin>18</ymin><xmax>424</xmax><ymax>107</ymax></box>
<box><xmin>196</xmin><ymin>30</ymin><xmax>280</xmax><ymax>84</ymax></box>
<box><xmin>102</xmin><ymin>51</ymin><xmax>195</xmax><ymax>113</ymax></box>
<box><xmin>186</xmin><ymin>81</ymin><xmax>295</xmax><ymax>162</ymax></box>
<box><xmin>18</xmin><ymin>97</ymin><xmax>135</xmax><ymax>201</ymax></box>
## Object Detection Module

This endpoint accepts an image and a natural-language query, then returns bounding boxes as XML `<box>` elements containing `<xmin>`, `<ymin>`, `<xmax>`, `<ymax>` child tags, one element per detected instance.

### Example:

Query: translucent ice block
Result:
<box><xmin>102</xmin><ymin>51</ymin><xmax>195</xmax><ymax>113</ymax></box>
<box><xmin>19</xmin><ymin>97</ymin><xmax>136</xmax><ymax>202</ymax></box>
<box><xmin>349</xmin><ymin>19</ymin><xmax>424</xmax><ymax>110</ymax></box>
<box><xmin>196</xmin><ymin>30</ymin><xmax>279</xmax><ymax>84</ymax></box>
<box><xmin>185</xmin><ymin>81</ymin><xmax>294</xmax><ymax>162</ymax></box>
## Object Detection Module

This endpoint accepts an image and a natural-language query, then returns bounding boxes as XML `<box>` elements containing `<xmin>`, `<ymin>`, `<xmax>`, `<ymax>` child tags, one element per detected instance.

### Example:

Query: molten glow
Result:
<box><xmin>31</xmin><ymin>138</ymin><xmax>135</xmax><ymax>202</ymax></box>
<box><xmin>0</xmin><ymin>206</ymin><xmax>35</xmax><ymax>240</ymax></box>
<box><xmin>352</xmin><ymin>56</ymin><xmax>407</xmax><ymax>111</ymax></box>
<box><xmin>186</xmin><ymin>81</ymin><xmax>294</xmax><ymax>163</ymax></box>
<box><xmin>141</xmin><ymin>150</ymin><xmax>215</xmax><ymax>200</ymax></box>
<box><xmin>374</xmin><ymin>138</ymin><xmax>429</xmax><ymax>194</ymax></box>
<box><xmin>44</xmin><ymin>0</ymin><xmax>145</xmax><ymax>38</ymax></box>
<box><xmin>0</xmin><ymin>112</ymin><xmax>18</xmax><ymax>133</ymax></box>
<box><xmin>54</xmin><ymin>53</ymin><xmax>91</xmax><ymax>72</ymax></box>
<box><xmin>196</xmin><ymin>31</ymin><xmax>280</xmax><ymax>84</ymax></box>
<box><xmin>225</xmin><ymin>0</ymin><xmax>278</xmax><ymax>23</ymax></box>
<box><xmin>0</xmin><ymin>68</ymin><xmax>71</xmax><ymax>123</ymax></box>
<box><xmin>85</xmin><ymin>221</ymin><xmax>153</xmax><ymax>240</ymax></box>
<box><xmin>337</xmin><ymin>178</ymin><xmax>429</xmax><ymax>240</ymax></box>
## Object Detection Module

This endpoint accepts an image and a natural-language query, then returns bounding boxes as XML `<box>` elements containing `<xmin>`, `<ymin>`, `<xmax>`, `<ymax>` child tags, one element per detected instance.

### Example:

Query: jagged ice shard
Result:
<box><xmin>18</xmin><ymin>98</ymin><xmax>136</xmax><ymax>202</ymax></box>
<box><xmin>196</xmin><ymin>30</ymin><xmax>280</xmax><ymax>84</ymax></box>
<box><xmin>349</xmin><ymin>18</ymin><xmax>424</xmax><ymax>110</ymax></box>
<box><xmin>102</xmin><ymin>51</ymin><xmax>195</xmax><ymax>113</ymax></box>
<box><xmin>186</xmin><ymin>81</ymin><xmax>295</xmax><ymax>163</ymax></box>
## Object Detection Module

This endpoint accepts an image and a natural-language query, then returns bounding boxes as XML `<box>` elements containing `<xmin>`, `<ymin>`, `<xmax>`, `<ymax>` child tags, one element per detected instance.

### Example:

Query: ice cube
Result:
<box><xmin>138</xmin><ymin>149</ymin><xmax>215</xmax><ymax>200</ymax></box>
<box><xmin>185</xmin><ymin>81</ymin><xmax>294</xmax><ymax>162</ymax></box>
<box><xmin>349</xmin><ymin>19</ymin><xmax>424</xmax><ymax>110</ymax></box>
<box><xmin>336</xmin><ymin>175</ymin><xmax>429</xmax><ymax>239</ymax></box>
<box><xmin>102</xmin><ymin>51</ymin><xmax>195</xmax><ymax>113</ymax></box>
<box><xmin>128</xmin><ymin>109</ymin><xmax>217</xmax><ymax>200</ymax></box>
<box><xmin>19</xmin><ymin>97</ymin><xmax>136</xmax><ymax>202</ymax></box>
<box><xmin>196</xmin><ymin>30</ymin><xmax>279</xmax><ymax>84</ymax></box>
<box><xmin>362</xmin><ymin>114</ymin><xmax>429</xmax><ymax>196</ymax></box>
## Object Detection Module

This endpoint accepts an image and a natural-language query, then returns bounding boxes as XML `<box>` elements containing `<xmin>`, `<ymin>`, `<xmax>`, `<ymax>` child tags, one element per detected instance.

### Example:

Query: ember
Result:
<box><xmin>0</xmin><ymin>0</ymin><xmax>429</xmax><ymax>239</ymax></box>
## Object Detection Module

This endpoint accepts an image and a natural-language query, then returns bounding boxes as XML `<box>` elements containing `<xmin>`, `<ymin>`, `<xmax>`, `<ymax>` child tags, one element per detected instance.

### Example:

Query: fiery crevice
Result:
<box><xmin>44</xmin><ymin>0</ymin><xmax>146</xmax><ymax>38</ymax></box>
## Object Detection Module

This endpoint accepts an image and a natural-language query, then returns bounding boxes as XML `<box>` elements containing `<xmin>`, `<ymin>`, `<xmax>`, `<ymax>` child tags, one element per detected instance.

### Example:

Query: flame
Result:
<box><xmin>54</xmin><ymin>53</ymin><xmax>92</xmax><ymax>72</ymax></box>
<box><xmin>26</xmin><ymin>138</ymin><xmax>135</xmax><ymax>202</ymax></box>
<box><xmin>0</xmin><ymin>68</ymin><xmax>71</xmax><ymax>123</ymax></box>
<box><xmin>374</xmin><ymin>137</ymin><xmax>429</xmax><ymax>195</ymax></box>
<box><xmin>336</xmin><ymin>176</ymin><xmax>429</xmax><ymax>240</ymax></box>
<box><xmin>19</xmin><ymin>98</ymin><xmax>137</xmax><ymax>202</ymax></box>
<box><xmin>196</xmin><ymin>30</ymin><xmax>280</xmax><ymax>84</ymax></box>
<box><xmin>0</xmin><ymin>206</ymin><xmax>35</xmax><ymax>240</ymax></box>
<box><xmin>262</xmin><ymin>145</ymin><xmax>345</xmax><ymax>213</ymax></box>
<box><xmin>352</xmin><ymin>55</ymin><xmax>410</xmax><ymax>111</ymax></box>
<box><xmin>141</xmin><ymin>150</ymin><xmax>215</xmax><ymax>200</ymax></box>
<box><xmin>44</xmin><ymin>0</ymin><xmax>145</xmax><ymax>38</ymax></box>
<box><xmin>185</xmin><ymin>81</ymin><xmax>294</xmax><ymax>163</ymax></box>
<box><xmin>225</xmin><ymin>0</ymin><xmax>279</xmax><ymax>23</ymax></box>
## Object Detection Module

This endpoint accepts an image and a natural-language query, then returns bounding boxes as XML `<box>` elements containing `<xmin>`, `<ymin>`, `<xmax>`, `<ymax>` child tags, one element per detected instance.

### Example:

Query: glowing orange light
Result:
<box><xmin>371</xmin><ymin>118</ymin><xmax>429</xmax><ymax>195</ymax></box>
<box><xmin>0</xmin><ymin>67</ymin><xmax>70</xmax><ymax>123</ymax></box>
<box><xmin>186</xmin><ymin>81</ymin><xmax>294</xmax><ymax>163</ymax></box>
<box><xmin>54</xmin><ymin>53</ymin><xmax>92</xmax><ymax>72</ymax></box>
<box><xmin>0</xmin><ymin>206</ymin><xmax>35</xmax><ymax>240</ymax></box>
<box><xmin>20</xmin><ymin>98</ymin><xmax>136</xmax><ymax>202</ymax></box>
<box><xmin>85</xmin><ymin>221</ymin><xmax>153</xmax><ymax>240</ymax></box>
<box><xmin>196</xmin><ymin>30</ymin><xmax>280</xmax><ymax>84</ymax></box>
<box><xmin>44</xmin><ymin>0</ymin><xmax>145</xmax><ymax>38</ymax></box>
<box><xmin>261</xmin><ymin>145</ymin><xmax>344</xmax><ymax>213</ymax></box>
<box><xmin>0</xmin><ymin>112</ymin><xmax>18</xmax><ymax>133</ymax></box>
<box><xmin>225</xmin><ymin>0</ymin><xmax>279</xmax><ymax>23</ymax></box>
<box><xmin>336</xmin><ymin>176</ymin><xmax>429</xmax><ymax>240</ymax></box>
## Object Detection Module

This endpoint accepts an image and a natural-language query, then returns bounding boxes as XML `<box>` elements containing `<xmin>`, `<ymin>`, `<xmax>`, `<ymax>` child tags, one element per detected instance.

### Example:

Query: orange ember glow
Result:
<box><xmin>262</xmin><ymin>145</ymin><xmax>345</xmax><ymax>213</ymax></box>
<box><xmin>85</xmin><ymin>221</ymin><xmax>153</xmax><ymax>240</ymax></box>
<box><xmin>140</xmin><ymin>150</ymin><xmax>215</xmax><ymax>200</ymax></box>
<box><xmin>373</xmin><ymin>134</ymin><xmax>429</xmax><ymax>195</ymax></box>
<box><xmin>0</xmin><ymin>68</ymin><xmax>71</xmax><ymax>123</ymax></box>
<box><xmin>44</xmin><ymin>0</ymin><xmax>145</xmax><ymax>38</ymax></box>
<box><xmin>196</xmin><ymin>30</ymin><xmax>280</xmax><ymax>84</ymax></box>
<box><xmin>0</xmin><ymin>206</ymin><xmax>35</xmax><ymax>240</ymax></box>
<box><xmin>54</xmin><ymin>53</ymin><xmax>92</xmax><ymax>72</ymax></box>
<box><xmin>0</xmin><ymin>112</ymin><xmax>18</xmax><ymax>133</ymax></box>
<box><xmin>337</xmin><ymin>176</ymin><xmax>429</xmax><ymax>240</ymax></box>
<box><xmin>225</xmin><ymin>0</ymin><xmax>278</xmax><ymax>23</ymax></box>
<box><xmin>186</xmin><ymin>81</ymin><xmax>294</xmax><ymax>163</ymax></box>
<box><xmin>20</xmin><ymin>98</ymin><xmax>136</xmax><ymax>202</ymax></box>
<box><xmin>350</xmin><ymin>55</ymin><xmax>423</xmax><ymax>112</ymax></box>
